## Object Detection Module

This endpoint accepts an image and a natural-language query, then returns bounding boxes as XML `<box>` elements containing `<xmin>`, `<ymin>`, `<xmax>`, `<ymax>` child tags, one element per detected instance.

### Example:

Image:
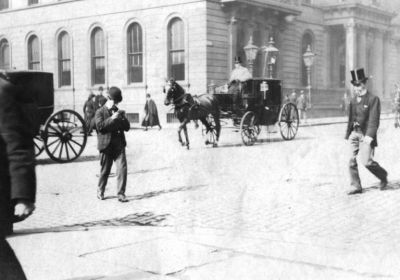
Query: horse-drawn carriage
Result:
<box><xmin>164</xmin><ymin>77</ymin><xmax>299</xmax><ymax>148</ymax></box>
<box><xmin>3</xmin><ymin>70</ymin><xmax>87</xmax><ymax>162</ymax></box>
<box><xmin>208</xmin><ymin>78</ymin><xmax>299</xmax><ymax>146</ymax></box>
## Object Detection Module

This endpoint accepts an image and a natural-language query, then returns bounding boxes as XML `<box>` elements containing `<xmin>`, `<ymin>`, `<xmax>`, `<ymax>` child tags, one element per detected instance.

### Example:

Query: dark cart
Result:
<box><xmin>210</xmin><ymin>78</ymin><xmax>299</xmax><ymax>146</ymax></box>
<box><xmin>4</xmin><ymin>70</ymin><xmax>87</xmax><ymax>163</ymax></box>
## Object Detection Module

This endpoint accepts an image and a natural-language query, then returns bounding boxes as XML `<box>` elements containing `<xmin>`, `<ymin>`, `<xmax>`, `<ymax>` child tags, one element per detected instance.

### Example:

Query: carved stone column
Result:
<box><xmin>357</xmin><ymin>26</ymin><xmax>367</xmax><ymax>70</ymax></box>
<box><xmin>345</xmin><ymin>20</ymin><xmax>357</xmax><ymax>87</ymax></box>
<box><xmin>372</xmin><ymin>30</ymin><xmax>384</xmax><ymax>97</ymax></box>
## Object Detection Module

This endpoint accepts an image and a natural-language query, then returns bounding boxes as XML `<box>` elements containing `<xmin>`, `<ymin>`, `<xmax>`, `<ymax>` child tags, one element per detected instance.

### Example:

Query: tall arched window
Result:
<box><xmin>0</xmin><ymin>0</ymin><xmax>9</xmax><ymax>10</ymax></box>
<box><xmin>58</xmin><ymin>31</ymin><xmax>71</xmax><ymax>87</ymax></box>
<box><xmin>127</xmin><ymin>23</ymin><xmax>143</xmax><ymax>84</ymax></box>
<box><xmin>91</xmin><ymin>27</ymin><xmax>105</xmax><ymax>85</ymax></box>
<box><xmin>0</xmin><ymin>39</ymin><xmax>10</xmax><ymax>69</ymax></box>
<box><xmin>168</xmin><ymin>18</ymin><xmax>185</xmax><ymax>81</ymax></box>
<box><xmin>301</xmin><ymin>32</ymin><xmax>313</xmax><ymax>86</ymax></box>
<box><xmin>28</xmin><ymin>35</ymin><xmax>40</xmax><ymax>70</ymax></box>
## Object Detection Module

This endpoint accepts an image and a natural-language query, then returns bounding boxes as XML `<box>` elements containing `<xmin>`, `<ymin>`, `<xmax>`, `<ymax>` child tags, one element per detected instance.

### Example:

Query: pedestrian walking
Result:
<box><xmin>345</xmin><ymin>68</ymin><xmax>388</xmax><ymax>195</ymax></box>
<box><xmin>296</xmin><ymin>90</ymin><xmax>308</xmax><ymax>124</ymax></box>
<box><xmin>341</xmin><ymin>91</ymin><xmax>350</xmax><ymax>116</ymax></box>
<box><xmin>141</xmin><ymin>93</ymin><xmax>162</xmax><ymax>131</ymax></box>
<box><xmin>393</xmin><ymin>85</ymin><xmax>400</xmax><ymax>127</ymax></box>
<box><xmin>94</xmin><ymin>86</ymin><xmax>107</xmax><ymax>111</ymax></box>
<box><xmin>289</xmin><ymin>89</ymin><xmax>297</xmax><ymax>104</ymax></box>
<box><xmin>83</xmin><ymin>92</ymin><xmax>96</xmax><ymax>135</ymax></box>
<box><xmin>0</xmin><ymin>73</ymin><xmax>36</xmax><ymax>279</ymax></box>
<box><xmin>95</xmin><ymin>86</ymin><xmax>130</xmax><ymax>202</ymax></box>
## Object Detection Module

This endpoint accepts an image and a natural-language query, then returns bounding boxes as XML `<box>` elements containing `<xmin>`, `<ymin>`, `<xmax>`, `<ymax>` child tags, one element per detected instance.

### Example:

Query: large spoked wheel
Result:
<box><xmin>203</xmin><ymin>115</ymin><xmax>218</xmax><ymax>147</ymax></box>
<box><xmin>43</xmin><ymin>109</ymin><xmax>87</xmax><ymax>163</ymax></box>
<box><xmin>278</xmin><ymin>103</ymin><xmax>299</xmax><ymax>140</ymax></box>
<box><xmin>34</xmin><ymin>135</ymin><xmax>44</xmax><ymax>157</ymax></box>
<box><xmin>240</xmin><ymin>111</ymin><xmax>258</xmax><ymax>146</ymax></box>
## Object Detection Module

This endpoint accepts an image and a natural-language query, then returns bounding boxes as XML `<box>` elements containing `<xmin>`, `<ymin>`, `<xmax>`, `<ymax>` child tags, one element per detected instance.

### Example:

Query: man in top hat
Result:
<box><xmin>228</xmin><ymin>56</ymin><xmax>252</xmax><ymax>113</ymax></box>
<box><xmin>95</xmin><ymin>86</ymin><xmax>130</xmax><ymax>202</ymax></box>
<box><xmin>345</xmin><ymin>68</ymin><xmax>388</xmax><ymax>195</ymax></box>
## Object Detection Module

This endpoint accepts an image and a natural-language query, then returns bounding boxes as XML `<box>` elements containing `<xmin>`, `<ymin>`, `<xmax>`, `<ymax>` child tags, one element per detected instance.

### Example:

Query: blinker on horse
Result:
<box><xmin>164</xmin><ymin>79</ymin><xmax>221</xmax><ymax>149</ymax></box>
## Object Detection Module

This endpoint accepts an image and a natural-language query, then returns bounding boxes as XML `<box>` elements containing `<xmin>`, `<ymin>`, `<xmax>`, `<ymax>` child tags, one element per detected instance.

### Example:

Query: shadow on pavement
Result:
<box><xmin>362</xmin><ymin>180</ymin><xmax>400</xmax><ymax>193</ymax></box>
<box><xmin>13</xmin><ymin>212</ymin><xmax>170</xmax><ymax>236</ymax></box>
<box><xmin>216</xmin><ymin>136</ymin><xmax>312</xmax><ymax>149</ymax></box>
<box><xmin>36</xmin><ymin>155</ymin><xmax>99</xmax><ymax>165</ymax></box>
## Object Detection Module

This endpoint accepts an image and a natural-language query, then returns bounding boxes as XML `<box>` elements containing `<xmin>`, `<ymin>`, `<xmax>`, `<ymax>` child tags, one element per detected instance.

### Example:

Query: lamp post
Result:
<box><xmin>261</xmin><ymin>37</ymin><xmax>279</xmax><ymax>79</ymax></box>
<box><xmin>302</xmin><ymin>44</ymin><xmax>315</xmax><ymax>107</ymax></box>
<box><xmin>243</xmin><ymin>36</ymin><xmax>259</xmax><ymax>76</ymax></box>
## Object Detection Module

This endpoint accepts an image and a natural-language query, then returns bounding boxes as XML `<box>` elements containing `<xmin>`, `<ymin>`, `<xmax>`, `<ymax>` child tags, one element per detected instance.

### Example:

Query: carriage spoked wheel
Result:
<box><xmin>34</xmin><ymin>135</ymin><xmax>44</xmax><ymax>157</ymax></box>
<box><xmin>203</xmin><ymin>114</ymin><xmax>218</xmax><ymax>147</ymax></box>
<box><xmin>43</xmin><ymin>109</ymin><xmax>87</xmax><ymax>163</ymax></box>
<box><xmin>240</xmin><ymin>111</ymin><xmax>258</xmax><ymax>146</ymax></box>
<box><xmin>278</xmin><ymin>103</ymin><xmax>299</xmax><ymax>140</ymax></box>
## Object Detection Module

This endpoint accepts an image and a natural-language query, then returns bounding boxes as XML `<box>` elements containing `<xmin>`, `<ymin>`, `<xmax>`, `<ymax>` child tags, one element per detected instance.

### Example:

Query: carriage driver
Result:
<box><xmin>228</xmin><ymin>56</ymin><xmax>252</xmax><ymax>113</ymax></box>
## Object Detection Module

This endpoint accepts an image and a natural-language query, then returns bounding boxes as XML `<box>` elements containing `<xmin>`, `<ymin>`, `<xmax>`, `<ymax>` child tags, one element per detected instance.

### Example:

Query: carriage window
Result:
<box><xmin>0</xmin><ymin>0</ymin><xmax>9</xmax><ymax>10</ymax></box>
<box><xmin>28</xmin><ymin>0</ymin><xmax>38</xmax><ymax>5</ymax></box>
<box><xmin>91</xmin><ymin>27</ymin><xmax>105</xmax><ymax>85</ymax></box>
<box><xmin>0</xmin><ymin>39</ymin><xmax>10</xmax><ymax>70</ymax></box>
<box><xmin>168</xmin><ymin>18</ymin><xmax>185</xmax><ymax>81</ymax></box>
<box><xmin>28</xmin><ymin>35</ymin><xmax>41</xmax><ymax>70</ymax></box>
<box><xmin>301</xmin><ymin>32</ymin><xmax>313</xmax><ymax>86</ymax></box>
<box><xmin>58</xmin><ymin>31</ymin><xmax>71</xmax><ymax>87</ymax></box>
<box><xmin>127</xmin><ymin>23</ymin><xmax>143</xmax><ymax>84</ymax></box>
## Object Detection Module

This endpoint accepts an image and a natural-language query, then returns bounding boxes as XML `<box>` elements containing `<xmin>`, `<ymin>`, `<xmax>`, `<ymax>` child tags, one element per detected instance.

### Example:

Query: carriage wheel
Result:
<box><xmin>43</xmin><ymin>109</ymin><xmax>87</xmax><ymax>163</ymax></box>
<box><xmin>278</xmin><ymin>103</ymin><xmax>299</xmax><ymax>140</ymax></box>
<box><xmin>240</xmin><ymin>111</ymin><xmax>258</xmax><ymax>146</ymax></box>
<box><xmin>34</xmin><ymin>135</ymin><xmax>44</xmax><ymax>157</ymax></box>
<box><xmin>203</xmin><ymin>114</ymin><xmax>218</xmax><ymax>147</ymax></box>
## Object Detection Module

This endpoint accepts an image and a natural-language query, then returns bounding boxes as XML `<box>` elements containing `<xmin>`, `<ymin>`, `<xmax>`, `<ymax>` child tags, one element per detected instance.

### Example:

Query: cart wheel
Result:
<box><xmin>203</xmin><ymin>114</ymin><xmax>218</xmax><ymax>147</ymax></box>
<box><xmin>278</xmin><ymin>103</ymin><xmax>299</xmax><ymax>140</ymax></box>
<box><xmin>34</xmin><ymin>135</ymin><xmax>44</xmax><ymax>157</ymax></box>
<box><xmin>43</xmin><ymin>109</ymin><xmax>87</xmax><ymax>163</ymax></box>
<box><xmin>240</xmin><ymin>111</ymin><xmax>258</xmax><ymax>146</ymax></box>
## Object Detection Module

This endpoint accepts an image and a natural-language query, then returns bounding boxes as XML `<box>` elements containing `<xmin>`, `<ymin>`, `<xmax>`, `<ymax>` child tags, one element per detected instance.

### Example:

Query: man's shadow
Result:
<box><xmin>362</xmin><ymin>180</ymin><xmax>400</xmax><ymax>193</ymax></box>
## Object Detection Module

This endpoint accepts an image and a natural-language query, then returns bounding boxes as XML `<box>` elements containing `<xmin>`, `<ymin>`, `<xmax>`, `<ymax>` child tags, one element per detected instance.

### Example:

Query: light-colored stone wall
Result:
<box><xmin>0</xmin><ymin>0</ymin><xmax>208</xmax><ymax>123</ymax></box>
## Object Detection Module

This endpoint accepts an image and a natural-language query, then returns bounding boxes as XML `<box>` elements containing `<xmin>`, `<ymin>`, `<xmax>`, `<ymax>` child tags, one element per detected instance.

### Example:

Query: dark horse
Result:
<box><xmin>164</xmin><ymin>80</ymin><xmax>221</xmax><ymax>149</ymax></box>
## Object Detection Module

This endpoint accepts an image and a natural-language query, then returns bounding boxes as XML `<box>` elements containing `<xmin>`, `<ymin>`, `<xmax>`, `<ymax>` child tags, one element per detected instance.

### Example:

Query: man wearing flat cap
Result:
<box><xmin>345</xmin><ymin>68</ymin><xmax>388</xmax><ymax>195</ymax></box>
<box><xmin>95</xmin><ymin>86</ymin><xmax>130</xmax><ymax>202</ymax></box>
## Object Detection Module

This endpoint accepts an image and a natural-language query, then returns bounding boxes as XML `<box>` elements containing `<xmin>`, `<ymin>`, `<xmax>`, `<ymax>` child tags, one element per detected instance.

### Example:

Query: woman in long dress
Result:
<box><xmin>142</xmin><ymin>93</ymin><xmax>162</xmax><ymax>130</ymax></box>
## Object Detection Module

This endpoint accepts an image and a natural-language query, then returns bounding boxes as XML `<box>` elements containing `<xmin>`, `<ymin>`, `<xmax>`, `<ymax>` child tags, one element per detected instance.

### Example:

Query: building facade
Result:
<box><xmin>0</xmin><ymin>0</ymin><xmax>399</xmax><ymax>122</ymax></box>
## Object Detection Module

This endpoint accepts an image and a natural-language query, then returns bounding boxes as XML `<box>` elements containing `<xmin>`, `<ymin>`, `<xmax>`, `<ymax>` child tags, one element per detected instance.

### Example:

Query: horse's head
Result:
<box><xmin>164</xmin><ymin>79</ymin><xmax>184</xmax><ymax>106</ymax></box>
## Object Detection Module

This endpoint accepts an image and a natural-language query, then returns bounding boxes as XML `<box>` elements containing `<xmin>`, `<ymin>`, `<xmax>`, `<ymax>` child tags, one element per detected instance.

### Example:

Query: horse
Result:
<box><xmin>164</xmin><ymin>80</ymin><xmax>221</xmax><ymax>149</ymax></box>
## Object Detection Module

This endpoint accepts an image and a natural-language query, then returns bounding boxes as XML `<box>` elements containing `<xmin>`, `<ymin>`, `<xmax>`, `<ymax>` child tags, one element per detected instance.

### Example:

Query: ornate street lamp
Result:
<box><xmin>261</xmin><ymin>37</ymin><xmax>279</xmax><ymax>79</ymax></box>
<box><xmin>243</xmin><ymin>36</ymin><xmax>259</xmax><ymax>76</ymax></box>
<box><xmin>302</xmin><ymin>44</ymin><xmax>315</xmax><ymax>107</ymax></box>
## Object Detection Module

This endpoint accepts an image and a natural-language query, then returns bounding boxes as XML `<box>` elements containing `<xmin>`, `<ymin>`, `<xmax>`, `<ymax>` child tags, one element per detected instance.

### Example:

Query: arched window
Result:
<box><xmin>90</xmin><ymin>27</ymin><xmax>105</xmax><ymax>85</ymax></box>
<box><xmin>168</xmin><ymin>18</ymin><xmax>185</xmax><ymax>81</ymax></box>
<box><xmin>58</xmin><ymin>31</ymin><xmax>71</xmax><ymax>87</ymax></box>
<box><xmin>127</xmin><ymin>23</ymin><xmax>143</xmax><ymax>84</ymax></box>
<box><xmin>301</xmin><ymin>32</ymin><xmax>313</xmax><ymax>86</ymax></box>
<box><xmin>0</xmin><ymin>0</ymin><xmax>9</xmax><ymax>10</ymax></box>
<box><xmin>28</xmin><ymin>35</ymin><xmax>40</xmax><ymax>70</ymax></box>
<box><xmin>0</xmin><ymin>39</ymin><xmax>10</xmax><ymax>69</ymax></box>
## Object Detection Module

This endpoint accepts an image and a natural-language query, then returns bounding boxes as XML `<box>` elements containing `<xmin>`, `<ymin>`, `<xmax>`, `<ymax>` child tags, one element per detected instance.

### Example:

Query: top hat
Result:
<box><xmin>234</xmin><ymin>56</ymin><xmax>242</xmax><ymax>64</ymax></box>
<box><xmin>108</xmin><ymin>86</ymin><xmax>123</xmax><ymax>103</ymax></box>
<box><xmin>350</xmin><ymin>68</ymin><xmax>368</xmax><ymax>85</ymax></box>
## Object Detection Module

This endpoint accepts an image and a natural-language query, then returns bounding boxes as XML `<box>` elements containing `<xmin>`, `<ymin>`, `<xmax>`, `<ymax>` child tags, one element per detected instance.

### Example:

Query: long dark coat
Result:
<box><xmin>83</xmin><ymin>98</ymin><xmax>96</xmax><ymax>132</ymax></box>
<box><xmin>0</xmin><ymin>77</ymin><xmax>36</xmax><ymax>237</ymax></box>
<box><xmin>141</xmin><ymin>99</ymin><xmax>160</xmax><ymax>127</ymax></box>
<box><xmin>345</xmin><ymin>91</ymin><xmax>381</xmax><ymax>147</ymax></box>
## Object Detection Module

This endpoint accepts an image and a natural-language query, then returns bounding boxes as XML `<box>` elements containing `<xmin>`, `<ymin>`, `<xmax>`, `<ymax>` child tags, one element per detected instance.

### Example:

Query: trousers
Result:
<box><xmin>98</xmin><ymin>149</ymin><xmax>127</xmax><ymax>196</ymax></box>
<box><xmin>348</xmin><ymin>131</ymin><xmax>387</xmax><ymax>189</ymax></box>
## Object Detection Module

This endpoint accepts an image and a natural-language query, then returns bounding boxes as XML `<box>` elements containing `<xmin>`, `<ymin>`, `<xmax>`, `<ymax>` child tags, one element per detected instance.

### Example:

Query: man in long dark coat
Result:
<box><xmin>142</xmin><ymin>93</ymin><xmax>162</xmax><ymax>130</ymax></box>
<box><xmin>0</xmin><ymin>73</ymin><xmax>36</xmax><ymax>279</ymax></box>
<box><xmin>345</xmin><ymin>68</ymin><xmax>388</xmax><ymax>195</ymax></box>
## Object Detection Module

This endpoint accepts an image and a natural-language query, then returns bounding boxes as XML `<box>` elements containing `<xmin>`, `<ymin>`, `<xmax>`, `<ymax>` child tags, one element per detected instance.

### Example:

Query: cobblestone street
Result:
<box><xmin>9</xmin><ymin>118</ymin><xmax>400</xmax><ymax>279</ymax></box>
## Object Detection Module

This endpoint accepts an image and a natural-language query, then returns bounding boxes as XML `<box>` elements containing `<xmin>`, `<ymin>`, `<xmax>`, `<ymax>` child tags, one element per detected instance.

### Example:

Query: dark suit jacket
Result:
<box><xmin>95</xmin><ymin>106</ymin><xmax>130</xmax><ymax>152</ymax></box>
<box><xmin>0</xmin><ymin>77</ymin><xmax>36</xmax><ymax>237</ymax></box>
<box><xmin>345</xmin><ymin>91</ymin><xmax>381</xmax><ymax>147</ymax></box>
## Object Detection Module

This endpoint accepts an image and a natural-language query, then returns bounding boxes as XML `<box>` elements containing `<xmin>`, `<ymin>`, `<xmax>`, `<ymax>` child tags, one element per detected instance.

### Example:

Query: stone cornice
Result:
<box><xmin>221</xmin><ymin>0</ymin><xmax>302</xmax><ymax>16</ymax></box>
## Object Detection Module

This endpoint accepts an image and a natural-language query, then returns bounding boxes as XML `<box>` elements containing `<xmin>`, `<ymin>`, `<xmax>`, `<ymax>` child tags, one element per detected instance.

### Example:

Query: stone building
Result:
<box><xmin>0</xmin><ymin>0</ymin><xmax>399</xmax><ymax>122</ymax></box>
